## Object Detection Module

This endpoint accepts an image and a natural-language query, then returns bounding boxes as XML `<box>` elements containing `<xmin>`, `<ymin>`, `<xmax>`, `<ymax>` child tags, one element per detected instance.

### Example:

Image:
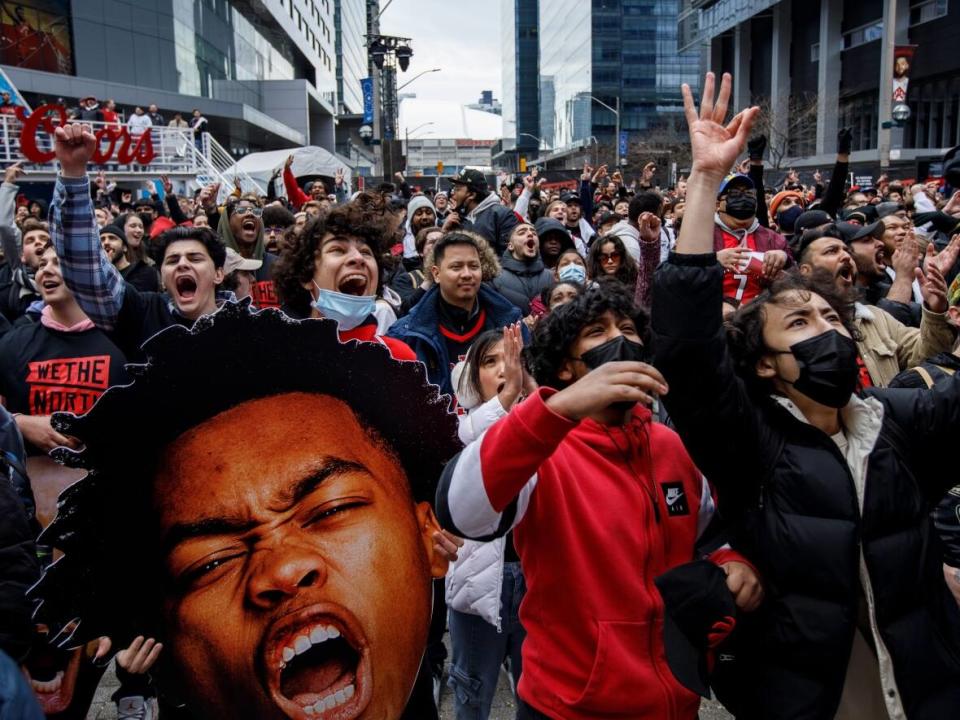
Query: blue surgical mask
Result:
<box><xmin>312</xmin><ymin>283</ymin><xmax>376</xmax><ymax>331</ymax></box>
<box><xmin>558</xmin><ymin>263</ymin><xmax>586</xmax><ymax>285</ymax></box>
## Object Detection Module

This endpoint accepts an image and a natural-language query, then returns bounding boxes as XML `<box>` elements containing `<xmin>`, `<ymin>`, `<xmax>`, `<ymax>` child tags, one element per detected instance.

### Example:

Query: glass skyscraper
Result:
<box><xmin>501</xmin><ymin>0</ymin><xmax>541</xmax><ymax>154</ymax></box>
<box><xmin>538</xmin><ymin>0</ymin><xmax>700</xmax><ymax>150</ymax></box>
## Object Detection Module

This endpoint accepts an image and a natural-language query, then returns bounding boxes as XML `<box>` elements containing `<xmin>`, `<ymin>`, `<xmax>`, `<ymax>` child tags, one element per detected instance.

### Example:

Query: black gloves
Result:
<box><xmin>747</xmin><ymin>135</ymin><xmax>767</xmax><ymax>162</ymax></box>
<box><xmin>837</xmin><ymin>127</ymin><xmax>853</xmax><ymax>155</ymax></box>
<box><xmin>934</xmin><ymin>487</ymin><xmax>960</xmax><ymax>568</ymax></box>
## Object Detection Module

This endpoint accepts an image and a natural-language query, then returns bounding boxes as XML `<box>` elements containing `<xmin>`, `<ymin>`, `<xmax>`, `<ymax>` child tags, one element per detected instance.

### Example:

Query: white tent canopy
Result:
<box><xmin>229</xmin><ymin>146</ymin><xmax>352</xmax><ymax>188</ymax></box>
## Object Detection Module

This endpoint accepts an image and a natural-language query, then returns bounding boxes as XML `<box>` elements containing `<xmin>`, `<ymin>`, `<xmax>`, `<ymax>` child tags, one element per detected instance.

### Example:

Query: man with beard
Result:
<box><xmin>794</xmin><ymin>224</ymin><xmax>955</xmax><ymax>387</ymax></box>
<box><xmin>217</xmin><ymin>194</ymin><xmax>280</xmax><ymax>309</ymax></box>
<box><xmin>49</xmin><ymin>123</ymin><xmax>233</xmax><ymax>361</ymax></box>
<box><xmin>442</xmin><ymin>170</ymin><xmax>518</xmax><ymax>255</ymax></box>
<box><xmin>31</xmin><ymin>305</ymin><xmax>460</xmax><ymax>720</ymax></box>
<box><xmin>493</xmin><ymin>222</ymin><xmax>553</xmax><ymax>315</ymax></box>
<box><xmin>99</xmin><ymin>224</ymin><xmax>159</xmax><ymax>293</ymax></box>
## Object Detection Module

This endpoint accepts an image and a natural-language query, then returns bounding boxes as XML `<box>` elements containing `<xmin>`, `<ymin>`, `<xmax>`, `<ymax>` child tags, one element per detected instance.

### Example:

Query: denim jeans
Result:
<box><xmin>0</xmin><ymin>649</ymin><xmax>43</xmax><ymax>720</ymax></box>
<box><xmin>448</xmin><ymin>561</ymin><xmax>526</xmax><ymax>720</ymax></box>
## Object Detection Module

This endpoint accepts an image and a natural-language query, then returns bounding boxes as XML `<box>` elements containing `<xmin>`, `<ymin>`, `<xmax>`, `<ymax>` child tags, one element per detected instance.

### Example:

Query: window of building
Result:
<box><xmin>842</xmin><ymin>20</ymin><xmax>883</xmax><ymax>50</ymax></box>
<box><xmin>910</xmin><ymin>0</ymin><xmax>949</xmax><ymax>25</ymax></box>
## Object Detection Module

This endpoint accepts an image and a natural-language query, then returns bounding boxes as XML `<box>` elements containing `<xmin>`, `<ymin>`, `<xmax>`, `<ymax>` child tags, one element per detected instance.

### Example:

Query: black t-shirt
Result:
<box><xmin>0</xmin><ymin>322</ymin><xmax>129</xmax><ymax>452</ymax></box>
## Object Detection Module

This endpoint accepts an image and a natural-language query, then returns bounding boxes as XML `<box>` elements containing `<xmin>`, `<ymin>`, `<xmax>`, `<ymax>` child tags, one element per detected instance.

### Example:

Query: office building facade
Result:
<box><xmin>680</xmin><ymin>0</ymin><xmax>960</xmax><ymax>175</ymax></box>
<box><xmin>0</xmin><ymin>0</ymin><xmax>364</xmax><ymax>155</ymax></box>
<box><xmin>335</xmin><ymin>0</ymin><xmax>368</xmax><ymax>115</ymax></box>
<box><xmin>496</xmin><ymin>0</ymin><xmax>540</xmax><ymax>170</ymax></box>
<box><xmin>537</xmin><ymin>0</ymin><xmax>700</xmax><ymax>153</ymax></box>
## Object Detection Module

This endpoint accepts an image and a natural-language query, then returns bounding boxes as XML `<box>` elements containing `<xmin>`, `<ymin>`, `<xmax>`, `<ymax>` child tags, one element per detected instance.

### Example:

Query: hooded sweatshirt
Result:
<box><xmin>438</xmin><ymin>390</ymin><xmax>748</xmax><ymax>720</ymax></box>
<box><xmin>217</xmin><ymin>209</ymin><xmax>279</xmax><ymax>309</ymax></box>
<box><xmin>402</xmin><ymin>196</ymin><xmax>437</xmax><ymax>259</ymax></box>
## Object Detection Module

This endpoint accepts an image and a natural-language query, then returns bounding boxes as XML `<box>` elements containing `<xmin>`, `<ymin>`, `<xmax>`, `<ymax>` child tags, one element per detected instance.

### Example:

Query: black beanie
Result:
<box><xmin>99</xmin><ymin>224</ymin><xmax>127</xmax><ymax>246</ymax></box>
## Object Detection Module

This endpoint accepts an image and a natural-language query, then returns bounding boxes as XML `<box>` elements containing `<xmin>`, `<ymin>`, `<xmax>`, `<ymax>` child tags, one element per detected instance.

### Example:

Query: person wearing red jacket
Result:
<box><xmin>436</xmin><ymin>282</ymin><xmax>762</xmax><ymax>720</ymax></box>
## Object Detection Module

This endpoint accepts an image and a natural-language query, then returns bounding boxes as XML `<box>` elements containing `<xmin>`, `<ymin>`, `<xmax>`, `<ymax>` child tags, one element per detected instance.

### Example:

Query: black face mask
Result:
<box><xmin>723</xmin><ymin>195</ymin><xmax>757</xmax><ymax>220</ymax></box>
<box><xmin>775</xmin><ymin>329</ymin><xmax>860</xmax><ymax>408</ymax></box>
<box><xmin>776</xmin><ymin>205</ymin><xmax>804</xmax><ymax>234</ymax></box>
<box><xmin>578</xmin><ymin>335</ymin><xmax>645</xmax><ymax>370</ymax></box>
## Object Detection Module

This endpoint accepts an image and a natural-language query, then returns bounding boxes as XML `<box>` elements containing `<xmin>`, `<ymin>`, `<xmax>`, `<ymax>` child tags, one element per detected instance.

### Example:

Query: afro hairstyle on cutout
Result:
<box><xmin>30</xmin><ymin>301</ymin><xmax>460</xmax><ymax>651</ymax></box>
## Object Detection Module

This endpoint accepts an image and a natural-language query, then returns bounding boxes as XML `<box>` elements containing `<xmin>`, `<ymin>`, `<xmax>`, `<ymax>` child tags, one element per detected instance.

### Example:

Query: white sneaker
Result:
<box><xmin>116</xmin><ymin>695</ymin><xmax>158</xmax><ymax>720</ymax></box>
<box><xmin>432</xmin><ymin>673</ymin><xmax>442</xmax><ymax>706</ymax></box>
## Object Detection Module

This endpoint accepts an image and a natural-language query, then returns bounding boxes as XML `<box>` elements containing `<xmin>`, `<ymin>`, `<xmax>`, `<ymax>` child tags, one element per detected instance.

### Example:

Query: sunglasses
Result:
<box><xmin>233</xmin><ymin>206</ymin><xmax>263</xmax><ymax>217</ymax></box>
<box><xmin>600</xmin><ymin>251</ymin><xmax>621</xmax><ymax>263</ymax></box>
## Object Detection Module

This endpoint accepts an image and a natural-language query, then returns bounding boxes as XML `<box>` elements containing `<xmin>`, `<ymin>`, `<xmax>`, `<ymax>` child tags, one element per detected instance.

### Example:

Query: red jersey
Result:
<box><xmin>719</xmin><ymin>227</ymin><xmax>764</xmax><ymax>305</ymax></box>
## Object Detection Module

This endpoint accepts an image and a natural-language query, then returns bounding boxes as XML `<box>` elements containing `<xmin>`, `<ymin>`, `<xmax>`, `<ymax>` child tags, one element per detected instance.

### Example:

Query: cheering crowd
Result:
<box><xmin>0</xmin><ymin>71</ymin><xmax>959</xmax><ymax>720</ymax></box>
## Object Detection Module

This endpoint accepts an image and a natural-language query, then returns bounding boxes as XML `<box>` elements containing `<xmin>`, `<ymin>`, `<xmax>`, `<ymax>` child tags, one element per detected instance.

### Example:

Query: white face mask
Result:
<box><xmin>312</xmin><ymin>282</ymin><xmax>376</xmax><ymax>331</ymax></box>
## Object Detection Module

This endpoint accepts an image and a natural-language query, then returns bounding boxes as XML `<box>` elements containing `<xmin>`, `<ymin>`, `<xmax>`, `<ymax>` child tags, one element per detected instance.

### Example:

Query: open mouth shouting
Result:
<box><xmin>241</xmin><ymin>218</ymin><xmax>260</xmax><ymax>240</ymax></box>
<box><xmin>23</xmin><ymin>641</ymin><xmax>82</xmax><ymax>715</ymax></box>
<box><xmin>836</xmin><ymin>261</ymin><xmax>855</xmax><ymax>285</ymax></box>
<box><xmin>175</xmin><ymin>274</ymin><xmax>199</xmax><ymax>303</ymax></box>
<box><xmin>337</xmin><ymin>274</ymin><xmax>368</xmax><ymax>296</ymax></box>
<box><xmin>263</xmin><ymin>606</ymin><xmax>372</xmax><ymax>720</ymax></box>
<box><xmin>875</xmin><ymin>248</ymin><xmax>887</xmax><ymax>270</ymax></box>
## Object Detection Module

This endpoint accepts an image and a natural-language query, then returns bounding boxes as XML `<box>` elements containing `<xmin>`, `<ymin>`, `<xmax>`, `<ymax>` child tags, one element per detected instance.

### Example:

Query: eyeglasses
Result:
<box><xmin>265</xmin><ymin>225</ymin><xmax>285</xmax><ymax>234</ymax></box>
<box><xmin>233</xmin><ymin>206</ymin><xmax>263</xmax><ymax>217</ymax></box>
<box><xmin>600</xmin><ymin>251</ymin><xmax>621</xmax><ymax>263</ymax></box>
<box><xmin>724</xmin><ymin>190</ymin><xmax>757</xmax><ymax>200</ymax></box>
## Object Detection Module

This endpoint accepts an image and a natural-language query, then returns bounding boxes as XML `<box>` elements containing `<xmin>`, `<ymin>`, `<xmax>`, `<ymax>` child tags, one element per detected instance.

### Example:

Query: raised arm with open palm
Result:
<box><xmin>676</xmin><ymin>72</ymin><xmax>759</xmax><ymax>255</ymax></box>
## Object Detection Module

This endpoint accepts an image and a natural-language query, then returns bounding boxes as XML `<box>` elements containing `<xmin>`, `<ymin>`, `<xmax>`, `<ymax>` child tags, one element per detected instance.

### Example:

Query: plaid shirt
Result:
<box><xmin>50</xmin><ymin>176</ymin><xmax>124</xmax><ymax>331</ymax></box>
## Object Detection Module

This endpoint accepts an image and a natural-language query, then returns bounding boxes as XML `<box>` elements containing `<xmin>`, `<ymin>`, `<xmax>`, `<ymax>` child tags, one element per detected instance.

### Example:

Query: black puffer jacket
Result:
<box><xmin>492</xmin><ymin>251</ymin><xmax>552</xmax><ymax>315</ymax></box>
<box><xmin>652</xmin><ymin>254</ymin><xmax>960</xmax><ymax>720</ymax></box>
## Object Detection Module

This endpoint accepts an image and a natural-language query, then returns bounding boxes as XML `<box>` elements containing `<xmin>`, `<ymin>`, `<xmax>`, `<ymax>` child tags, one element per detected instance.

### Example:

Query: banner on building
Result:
<box><xmin>892</xmin><ymin>45</ymin><xmax>917</xmax><ymax>105</ymax></box>
<box><xmin>0</xmin><ymin>0</ymin><xmax>73</xmax><ymax>74</ymax></box>
<box><xmin>619</xmin><ymin>131</ymin><xmax>629</xmax><ymax>159</ymax></box>
<box><xmin>361</xmin><ymin>77</ymin><xmax>374</xmax><ymax>124</ymax></box>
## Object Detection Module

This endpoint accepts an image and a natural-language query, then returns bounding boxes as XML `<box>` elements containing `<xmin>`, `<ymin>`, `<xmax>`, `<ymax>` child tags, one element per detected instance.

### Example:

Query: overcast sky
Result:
<box><xmin>377</xmin><ymin>0</ymin><xmax>501</xmax><ymax>106</ymax></box>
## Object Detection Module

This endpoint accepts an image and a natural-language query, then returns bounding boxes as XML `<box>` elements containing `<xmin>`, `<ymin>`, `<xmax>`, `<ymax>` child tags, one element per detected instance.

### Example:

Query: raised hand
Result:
<box><xmin>682</xmin><ymin>72</ymin><xmax>759</xmax><ymax>180</ymax></box>
<box><xmin>4</xmin><ymin>160</ymin><xmax>25</xmax><ymax>185</ymax></box>
<box><xmin>638</xmin><ymin>211</ymin><xmax>661</xmax><ymax>243</ymax></box>
<box><xmin>581</xmin><ymin>161</ymin><xmax>593</xmax><ymax>182</ymax></box>
<box><xmin>747</xmin><ymin>135</ymin><xmax>767</xmax><ymax>162</ymax></box>
<box><xmin>523</xmin><ymin>174</ymin><xmax>535</xmax><ymax>191</ymax></box>
<box><xmin>284</xmin><ymin>154</ymin><xmax>294</xmax><ymax>169</ymax></box>
<box><xmin>335</xmin><ymin>167</ymin><xmax>345</xmax><ymax>185</ymax></box>
<box><xmin>929</xmin><ymin>233</ymin><xmax>960</xmax><ymax>276</ymax></box>
<box><xmin>54</xmin><ymin>123</ymin><xmax>96</xmax><ymax>178</ymax></box>
<box><xmin>116</xmin><ymin>637</ymin><xmax>163</xmax><ymax>675</ymax></box>
<box><xmin>159</xmin><ymin>174</ymin><xmax>173</xmax><ymax>195</ymax></box>
<box><xmin>499</xmin><ymin>323</ymin><xmax>525</xmax><ymax>409</ymax></box>
<box><xmin>546</xmin><ymin>361</ymin><xmax>669</xmax><ymax>421</ymax></box>
<box><xmin>592</xmin><ymin>164</ymin><xmax>608</xmax><ymax>183</ymax></box>
<box><xmin>918</xmin><ymin>248</ymin><xmax>949</xmax><ymax>314</ymax></box>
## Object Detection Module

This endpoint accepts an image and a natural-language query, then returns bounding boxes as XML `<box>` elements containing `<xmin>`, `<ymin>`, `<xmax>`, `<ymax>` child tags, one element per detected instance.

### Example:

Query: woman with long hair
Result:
<box><xmin>587</xmin><ymin>233</ymin><xmax>638</xmax><ymax>288</ymax></box>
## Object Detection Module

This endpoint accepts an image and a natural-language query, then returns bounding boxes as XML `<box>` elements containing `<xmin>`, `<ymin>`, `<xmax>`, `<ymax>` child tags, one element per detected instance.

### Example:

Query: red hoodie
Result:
<box><xmin>441</xmin><ymin>388</ymin><xmax>746</xmax><ymax>719</ymax></box>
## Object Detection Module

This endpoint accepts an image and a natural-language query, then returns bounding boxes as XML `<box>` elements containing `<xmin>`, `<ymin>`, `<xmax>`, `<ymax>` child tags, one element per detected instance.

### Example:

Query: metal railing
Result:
<box><xmin>0</xmin><ymin>114</ymin><xmax>264</xmax><ymax>196</ymax></box>
<box><xmin>200</xmin><ymin>132</ymin><xmax>264</xmax><ymax>195</ymax></box>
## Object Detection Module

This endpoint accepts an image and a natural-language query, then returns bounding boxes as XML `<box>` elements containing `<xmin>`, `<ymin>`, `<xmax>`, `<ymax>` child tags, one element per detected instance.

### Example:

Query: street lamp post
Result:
<box><xmin>519</xmin><ymin>132</ymin><xmax>546</xmax><ymax>150</ymax></box>
<box><xmin>590</xmin><ymin>95</ymin><xmax>621</xmax><ymax>168</ymax></box>
<box><xmin>404</xmin><ymin>122</ymin><xmax>435</xmax><ymax>171</ymax></box>
<box><xmin>398</xmin><ymin>68</ymin><xmax>442</xmax><ymax>93</ymax></box>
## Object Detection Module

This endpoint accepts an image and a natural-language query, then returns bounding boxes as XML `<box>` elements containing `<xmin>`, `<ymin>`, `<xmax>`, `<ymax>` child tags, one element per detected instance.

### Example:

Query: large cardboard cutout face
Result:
<box><xmin>32</xmin><ymin>303</ymin><xmax>460</xmax><ymax>719</ymax></box>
